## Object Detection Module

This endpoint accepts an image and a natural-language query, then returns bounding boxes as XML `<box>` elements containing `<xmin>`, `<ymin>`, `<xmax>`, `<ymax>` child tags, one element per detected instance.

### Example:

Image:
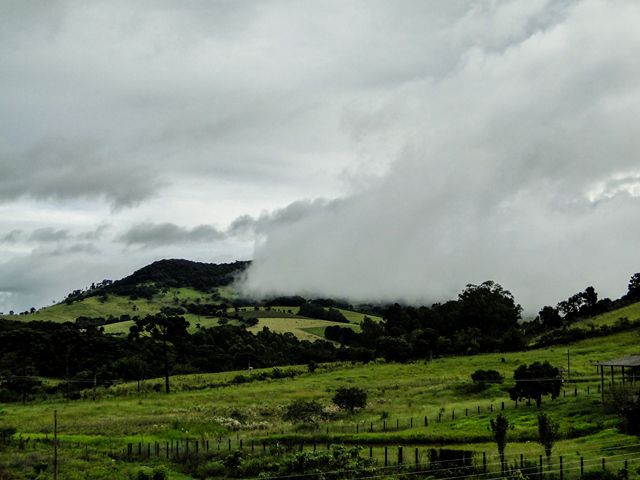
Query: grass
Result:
<box><xmin>2</xmin><ymin>326</ymin><xmax>640</xmax><ymax>477</ymax></box>
<box><xmin>246</xmin><ymin>318</ymin><xmax>357</xmax><ymax>341</ymax></box>
<box><xmin>4</xmin><ymin>299</ymin><xmax>640</xmax><ymax>477</ymax></box>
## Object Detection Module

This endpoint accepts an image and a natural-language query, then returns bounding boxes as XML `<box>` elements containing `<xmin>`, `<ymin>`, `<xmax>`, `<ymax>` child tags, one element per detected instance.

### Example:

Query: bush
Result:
<box><xmin>283</xmin><ymin>399</ymin><xmax>325</xmax><ymax>423</ymax></box>
<box><xmin>332</xmin><ymin>387</ymin><xmax>367</xmax><ymax>413</ymax></box>
<box><xmin>471</xmin><ymin>369</ymin><xmax>504</xmax><ymax>387</ymax></box>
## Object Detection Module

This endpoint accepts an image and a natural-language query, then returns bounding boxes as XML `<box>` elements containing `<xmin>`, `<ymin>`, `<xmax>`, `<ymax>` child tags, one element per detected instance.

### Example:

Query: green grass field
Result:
<box><xmin>3</xmin><ymin>297</ymin><xmax>640</xmax><ymax>478</ymax></box>
<box><xmin>3</xmin><ymin>325</ymin><xmax>640</xmax><ymax>478</ymax></box>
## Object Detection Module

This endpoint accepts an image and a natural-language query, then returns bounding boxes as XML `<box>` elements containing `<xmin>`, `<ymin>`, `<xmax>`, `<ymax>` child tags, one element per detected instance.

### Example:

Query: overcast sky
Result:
<box><xmin>2</xmin><ymin>0</ymin><xmax>640</xmax><ymax>313</ymax></box>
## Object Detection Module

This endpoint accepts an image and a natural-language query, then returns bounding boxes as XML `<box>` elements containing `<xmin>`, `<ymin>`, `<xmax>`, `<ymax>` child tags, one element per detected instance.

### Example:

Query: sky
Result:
<box><xmin>2</xmin><ymin>0</ymin><xmax>640</xmax><ymax>314</ymax></box>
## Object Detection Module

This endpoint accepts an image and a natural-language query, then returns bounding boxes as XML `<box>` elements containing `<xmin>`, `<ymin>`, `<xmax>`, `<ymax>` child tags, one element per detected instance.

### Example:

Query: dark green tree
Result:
<box><xmin>332</xmin><ymin>387</ymin><xmax>367</xmax><ymax>413</ymax></box>
<box><xmin>628</xmin><ymin>273</ymin><xmax>640</xmax><ymax>299</ymax></box>
<box><xmin>489</xmin><ymin>413</ymin><xmax>510</xmax><ymax>473</ymax></box>
<box><xmin>537</xmin><ymin>413</ymin><xmax>559</xmax><ymax>466</ymax></box>
<box><xmin>509</xmin><ymin>361</ymin><xmax>562</xmax><ymax>407</ymax></box>
<box><xmin>130</xmin><ymin>312</ymin><xmax>189</xmax><ymax>394</ymax></box>
<box><xmin>538</xmin><ymin>305</ymin><xmax>563</xmax><ymax>329</ymax></box>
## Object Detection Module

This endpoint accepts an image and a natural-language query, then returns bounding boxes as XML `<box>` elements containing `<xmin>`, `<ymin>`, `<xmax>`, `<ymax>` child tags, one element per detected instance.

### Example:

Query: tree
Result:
<box><xmin>130</xmin><ymin>312</ymin><xmax>189</xmax><ymax>394</ymax></box>
<box><xmin>538</xmin><ymin>306</ymin><xmax>563</xmax><ymax>329</ymax></box>
<box><xmin>471</xmin><ymin>369</ymin><xmax>504</xmax><ymax>388</ymax></box>
<box><xmin>489</xmin><ymin>414</ymin><xmax>510</xmax><ymax>473</ymax></box>
<box><xmin>628</xmin><ymin>273</ymin><xmax>640</xmax><ymax>299</ymax></box>
<box><xmin>332</xmin><ymin>387</ymin><xmax>367</xmax><ymax>413</ymax></box>
<box><xmin>537</xmin><ymin>413</ymin><xmax>559</xmax><ymax>467</ymax></box>
<box><xmin>509</xmin><ymin>361</ymin><xmax>562</xmax><ymax>407</ymax></box>
<box><xmin>457</xmin><ymin>281</ymin><xmax>522</xmax><ymax>337</ymax></box>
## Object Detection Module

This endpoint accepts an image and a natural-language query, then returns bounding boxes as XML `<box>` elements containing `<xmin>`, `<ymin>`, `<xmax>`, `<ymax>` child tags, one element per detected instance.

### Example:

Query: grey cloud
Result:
<box><xmin>29</xmin><ymin>227</ymin><xmax>69</xmax><ymax>242</ymax></box>
<box><xmin>76</xmin><ymin>224</ymin><xmax>110</xmax><ymax>241</ymax></box>
<box><xmin>1</xmin><ymin>229</ymin><xmax>24</xmax><ymax>243</ymax></box>
<box><xmin>242</xmin><ymin>0</ymin><xmax>640</xmax><ymax>312</ymax></box>
<box><xmin>228</xmin><ymin>199</ymin><xmax>337</xmax><ymax>238</ymax></box>
<box><xmin>118</xmin><ymin>223</ymin><xmax>225</xmax><ymax>248</ymax></box>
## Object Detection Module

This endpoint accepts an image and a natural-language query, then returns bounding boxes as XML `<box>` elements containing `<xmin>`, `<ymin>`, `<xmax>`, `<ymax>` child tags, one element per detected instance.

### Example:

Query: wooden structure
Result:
<box><xmin>595</xmin><ymin>355</ymin><xmax>640</xmax><ymax>400</ymax></box>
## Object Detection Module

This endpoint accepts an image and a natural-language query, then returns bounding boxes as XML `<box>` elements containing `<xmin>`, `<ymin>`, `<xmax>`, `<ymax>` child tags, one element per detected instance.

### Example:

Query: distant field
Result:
<box><xmin>1</xmin><ymin>287</ymin><xmax>224</xmax><ymax>323</ymax></box>
<box><xmin>575</xmin><ymin>301</ymin><xmax>640</xmax><ymax>329</ymax></box>
<box><xmin>247</xmin><ymin>317</ymin><xmax>358</xmax><ymax>341</ymax></box>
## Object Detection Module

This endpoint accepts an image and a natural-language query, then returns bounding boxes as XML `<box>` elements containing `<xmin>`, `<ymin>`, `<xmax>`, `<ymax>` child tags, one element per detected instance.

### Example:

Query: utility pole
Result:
<box><xmin>54</xmin><ymin>410</ymin><xmax>58</xmax><ymax>480</ymax></box>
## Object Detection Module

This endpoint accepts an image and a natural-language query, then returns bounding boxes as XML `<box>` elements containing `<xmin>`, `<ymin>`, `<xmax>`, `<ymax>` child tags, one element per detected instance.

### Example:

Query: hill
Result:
<box><xmin>105</xmin><ymin>259</ymin><xmax>251</xmax><ymax>292</ymax></box>
<box><xmin>1</xmin><ymin>259</ymin><xmax>380</xmax><ymax>342</ymax></box>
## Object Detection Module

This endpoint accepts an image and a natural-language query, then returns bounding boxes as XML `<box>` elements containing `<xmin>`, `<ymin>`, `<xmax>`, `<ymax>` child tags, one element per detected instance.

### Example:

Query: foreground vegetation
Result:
<box><xmin>2</xmin><ymin>327</ymin><xmax>640</xmax><ymax>479</ymax></box>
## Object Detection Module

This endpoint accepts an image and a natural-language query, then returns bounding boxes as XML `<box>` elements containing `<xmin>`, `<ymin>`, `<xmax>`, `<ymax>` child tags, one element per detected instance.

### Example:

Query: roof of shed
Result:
<box><xmin>596</xmin><ymin>355</ymin><xmax>640</xmax><ymax>367</ymax></box>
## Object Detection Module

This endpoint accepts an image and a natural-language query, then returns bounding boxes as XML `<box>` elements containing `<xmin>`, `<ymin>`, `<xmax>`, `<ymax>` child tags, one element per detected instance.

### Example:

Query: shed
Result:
<box><xmin>595</xmin><ymin>354</ymin><xmax>640</xmax><ymax>400</ymax></box>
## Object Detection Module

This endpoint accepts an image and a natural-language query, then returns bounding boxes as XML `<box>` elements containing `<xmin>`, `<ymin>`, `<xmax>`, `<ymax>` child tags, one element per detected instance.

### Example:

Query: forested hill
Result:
<box><xmin>106</xmin><ymin>259</ymin><xmax>250</xmax><ymax>291</ymax></box>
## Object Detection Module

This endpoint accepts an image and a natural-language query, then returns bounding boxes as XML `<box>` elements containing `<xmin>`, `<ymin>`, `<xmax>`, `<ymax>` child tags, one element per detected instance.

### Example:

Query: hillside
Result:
<box><xmin>2</xmin><ymin>324</ymin><xmax>640</xmax><ymax>479</ymax></box>
<box><xmin>1</xmin><ymin>259</ymin><xmax>380</xmax><ymax>342</ymax></box>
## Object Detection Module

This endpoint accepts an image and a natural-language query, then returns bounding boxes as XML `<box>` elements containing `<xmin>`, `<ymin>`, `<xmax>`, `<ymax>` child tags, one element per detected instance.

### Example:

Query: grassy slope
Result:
<box><xmin>575</xmin><ymin>301</ymin><xmax>640</xmax><ymax>329</ymax></box>
<box><xmin>2</xmin><ymin>325</ymin><xmax>640</xmax><ymax>478</ymax></box>
<box><xmin>5</xmin><ymin>291</ymin><xmax>380</xmax><ymax>342</ymax></box>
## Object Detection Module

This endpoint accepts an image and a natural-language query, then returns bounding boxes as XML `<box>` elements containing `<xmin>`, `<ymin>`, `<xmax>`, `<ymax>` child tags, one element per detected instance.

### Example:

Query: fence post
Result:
<box><xmin>384</xmin><ymin>420</ymin><xmax>386</xmax><ymax>431</ymax></box>
<box><xmin>166</xmin><ymin>442</ymin><xmax>169</xmax><ymax>459</ymax></box>
<box><xmin>356</xmin><ymin>424</ymin><xmax>359</xmax><ymax>434</ymax></box>
<box><xmin>438</xmin><ymin>413</ymin><xmax>442</xmax><ymax>423</ymax></box>
<box><xmin>483</xmin><ymin>452</ymin><xmax>487</xmax><ymax>474</ymax></box>
<box><xmin>369</xmin><ymin>446</ymin><xmax>372</xmax><ymax>461</ymax></box>
<box><xmin>539</xmin><ymin>455</ymin><xmax>543</xmax><ymax>480</ymax></box>
<box><xmin>228</xmin><ymin>438</ymin><xmax>231</xmax><ymax>451</ymax></box>
<box><xmin>574</xmin><ymin>387</ymin><xmax>577</xmax><ymax>397</ymax></box>
<box><xmin>415</xmin><ymin>447</ymin><xmax>419</xmax><ymax>465</ymax></box>
<box><xmin>424</xmin><ymin>416</ymin><xmax>428</xmax><ymax>427</ymax></box>
<box><xmin>502</xmin><ymin>401</ymin><xmax>505</xmax><ymax>411</ymax></box>
<box><xmin>602</xmin><ymin>458</ymin><xmax>605</xmax><ymax>470</ymax></box>
<box><xmin>560</xmin><ymin>456</ymin><xmax>563</xmax><ymax>480</ymax></box>
<box><xmin>466</xmin><ymin>408</ymin><xmax>468</xmax><ymax>416</ymax></box>
<box><xmin>452</xmin><ymin>409</ymin><xmax>455</xmax><ymax>420</ymax></box>
<box><xmin>521</xmin><ymin>453</ymin><xmax>524</xmax><ymax>468</ymax></box>
<box><xmin>410</xmin><ymin>417</ymin><xmax>413</xmax><ymax>428</ymax></box>
<box><xmin>398</xmin><ymin>446</ymin><xmax>403</xmax><ymax>465</ymax></box>
<box><xmin>384</xmin><ymin>446</ymin><xmax>388</xmax><ymax>466</ymax></box>
<box><xmin>581</xmin><ymin>457</ymin><xmax>584</xmax><ymax>477</ymax></box>
<box><xmin>370</xmin><ymin>422</ymin><xmax>373</xmax><ymax>432</ymax></box>
<box><xmin>239</xmin><ymin>439</ymin><xmax>243</xmax><ymax>450</ymax></box>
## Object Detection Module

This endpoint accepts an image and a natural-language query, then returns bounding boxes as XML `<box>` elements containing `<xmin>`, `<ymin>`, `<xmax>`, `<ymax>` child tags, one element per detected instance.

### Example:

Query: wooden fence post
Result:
<box><xmin>398</xmin><ymin>446</ymin><xmax>403</xmax><ymax>465</ymax></box>
<box><xmin>602</xmin><ymin>458</ymin><xmax>605</xmax><ymax>470</ymax></box>
<box><xmin>539</xmin><ymin>455</ymin><xmax>543</xmax><ymax>480</ymax></box>
<box><xmin>501</xmin><ymin>401</ymin><xmax>505</xmax><ymax>411</ymax></box>
<box><xmin>560</xmin><ymin>456</ymin><xmax>563</xmax><ymax>480</ymax></box>
<box><xmin>415</xmin><ymin>447</ymin><xmax>419</xmax><ymax>465</ymax></box>
<box><xmin>384</xmin><ymin>446</ymin><xmax>388</xmax><ymax>466</ymax></box>
<box><xmin>424</xmin><ymin>416</ymin><xmax>428</xmax><ymax>427</ymax></box>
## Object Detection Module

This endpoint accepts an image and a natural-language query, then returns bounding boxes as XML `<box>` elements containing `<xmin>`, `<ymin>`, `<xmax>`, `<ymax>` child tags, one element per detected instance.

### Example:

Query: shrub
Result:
<box><xmin>471</xmin><ymin>369</ymin><xmax>504</xmax><ymax>387</ymax></box>
<box><xmin>332</xmin><ymin>387</ymin><xmax>367</xmax><ymax>413</ymax></box>
<box><xmin>283</xmin><ymin>399</ymin><xmax>325</xmax><ymax>423</ymax></box>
